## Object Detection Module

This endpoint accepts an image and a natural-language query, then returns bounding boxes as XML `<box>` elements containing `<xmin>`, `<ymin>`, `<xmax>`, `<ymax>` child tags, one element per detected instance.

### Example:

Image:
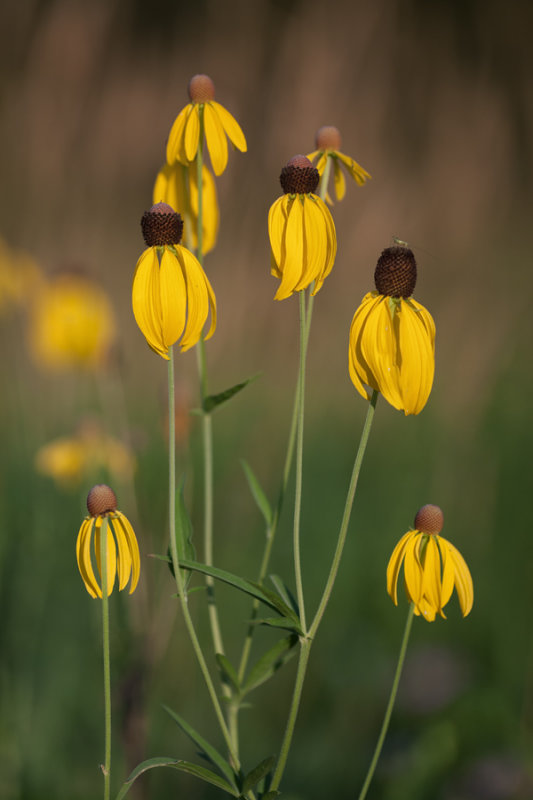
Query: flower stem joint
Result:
<box><xmin>76</xmin><ymin>484</ymin><xmax>141</xmax><ymax>598</ymax></box>
<box><xmin>348</xmin><ymin>243</ymin><xmax>435</xmax><ymax>415</ymax></box>
<box><xmin>386</xmin><ymin>504</ymin><xmax>474</xmax><ymax>622</ymax></box>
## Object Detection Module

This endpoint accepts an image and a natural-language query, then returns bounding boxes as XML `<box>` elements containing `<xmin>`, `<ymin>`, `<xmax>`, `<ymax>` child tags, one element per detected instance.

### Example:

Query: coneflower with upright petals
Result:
<box><xmin>132</xmin><ymin>202</ymin><xmax>216</xmax><ymax>359</ymax></box>
<box><xmin>307</xmin><ymin>125</ymin><xmax>371</xmax><ymax>203</ymax></box>
<box><xmin>76</xmin><ymin>484</ymin><xmax>140</xmax><ymax>598</ymax></box>
<box><xmin>348</xmin><ymin>244</ymin><xmax>435</xmax><ymax>415</ymax></box>
<box><xmin>387</xmin><ymin>504</ymin><xmax>473</xmax><ymax>621</ymax></box>
<box><xmin>166</xmin><ymin>74</ymin><xmax>247</xmax><ymax>176</ymax></box>
<box><xmin>268</xmin><ymin>155</ymin><xmax>337</xmax><ymax>301</ymax></box>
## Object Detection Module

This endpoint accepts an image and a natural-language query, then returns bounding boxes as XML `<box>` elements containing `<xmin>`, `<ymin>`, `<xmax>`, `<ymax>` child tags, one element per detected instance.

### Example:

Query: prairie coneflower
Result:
<box><xmin>153</xmin><ymin>160</ymin><xmax>219</xmax><ymax>255</ymax></box>
<box><xmin>76</xmin><ymin>484</ymin><xmax>140</xmax><ymax>598</ymax></box>
<box><xmin>307</xmin><ymin>125</ymin><xmax>371</xmax><ymax>203</ymax></box>
<box><xmin>348</xmin><ymin>244</ymin><xmax>435</xmax><ymax>415</ymax></box>
<box><xmin>268</xmin><ymin>155</ymin><xmax>337</xmax><ymax>301</ymax></box>
<box><xmin>387</xmin><ymin>504</ymin><xmax>473</xmax><ymax>621</ymax></box>
<box><xmin>166</xmin><ymin>74</ymin><xmax>247</xmax><ymax>176</ymax></box>
<box><xmin>132</xmin><ymin>202</ymin><xmax>216</xmax><ymax>359</ymax></box>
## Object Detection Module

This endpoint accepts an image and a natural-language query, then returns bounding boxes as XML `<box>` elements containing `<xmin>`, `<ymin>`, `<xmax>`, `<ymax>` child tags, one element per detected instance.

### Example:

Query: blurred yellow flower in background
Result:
<box><xmin>153</xmin><ymin>160</ymin><xmax>219</xmax><ymax>255</ymax></box>
<box><xmin>166</xmin><ymin>74</ymin><xmax>247</xmax><ymax>176</ymax></box>
<box><xmin>387</xmin><ymin>504</ymin><xmax>473</xmax><ymax>621</ymax></box>
<box><xmin>132</xmin><ymin>203</ymin><xmax>216</xmax><ymax>359</ymax></box>
<box><xmin>76</xmin><ymin>484</ymin><xmax>140</xmax><ymax>598</ymax></box>
<box><xmin>28</xmin><ymin>272</ymin><xmax>116</xmax><ymax>371</ymax></box>
<box><xmin>307</xmin><ymin>125</ymin><xmax>371</xmax><ymax>203</ymax></box>
<box><xmin>269</xmin><ymin>155</ymin><xmax>337</xmax><ymax>301</ymax></box>
<box><xmin>0</xmin><ymin>237</ymin><xmax>44</xmax><ymax>315</ymax></box>
<box><xmin>35</xmin><ymin>419</ymin><xmax>136</xmax><ymax>488</ymax></box>
<box><xmin>348</xmin><ymin>245</ymin><xmax>435</xmax><ymax>415</ymax></box>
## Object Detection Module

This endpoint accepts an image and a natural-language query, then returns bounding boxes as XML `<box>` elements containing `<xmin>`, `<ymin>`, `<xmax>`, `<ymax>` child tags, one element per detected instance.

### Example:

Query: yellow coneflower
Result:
<box><xmin>387</xmin><ymin>504</ymin><xmax>473</xmax><ymax>621</ymax></box>
<box><xmin>166</xmin><ymin>74</ymin><xmax>247</xmax><ymax>176</ymax></box>
<box><xmin>268</xmin><ymin>155</ymin><xmax>337</xmax><ymax>301</ymax></box>
<box><xmin>348</xmin><ymin>244</ymin><xmax>435</xmax><ymax>415</ymax></box>
<box><xmin>307</xmin><ymin>125</ymin><xmax>371</xmax><ymax>203</ymax></box>
<box><xmin>153</xmin><ymin>160</ymin><xmax>219</xmax><ymax>255</ymax></box>
<box><xmin>132</xmin><ymin>202</ymin><xmax>216</xmax><ymax>359</ymax></box>
<box><xmin>76</xmin><ymin>484</ymin><xmax>140</xmax><ymax>598</ymax></box>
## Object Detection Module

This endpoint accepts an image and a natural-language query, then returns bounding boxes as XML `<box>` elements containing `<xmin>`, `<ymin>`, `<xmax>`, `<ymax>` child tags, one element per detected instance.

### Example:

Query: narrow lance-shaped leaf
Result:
<box><xmin>201</xmin><ymin>374</ymin><xmax>260</xmax><ymax>413</ymax></box>
<box><xmin>115</xmin><ymin>758</ymin><xmax>238</xmax><ymax>800</ymax></box>
<box><xmin>269</xmin><ymin>574</ymin><xmax>299</xmax><ymax>615</ymax></box>
<box><xmin>215</xmin><ymin>653</ymin><xmax>241</xmax><ymax>695</ymax></box>
<box><xmin>243</xmin><ymin>635</ymin><xmax>299</xmax><ymax>695</ymax></box>
<box><xmin>241</xmin><ymin>459</ymin><xmax>273</xmax><ymax>527</ymax></box>
<box><xmin>242</xmin><ymin>756</ymin><xmax>276</xmax><ymax>795</ymax></box>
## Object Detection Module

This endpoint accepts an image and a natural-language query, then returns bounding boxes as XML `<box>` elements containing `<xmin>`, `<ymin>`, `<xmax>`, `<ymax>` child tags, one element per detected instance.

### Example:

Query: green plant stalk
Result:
<box><xmin>167</xmin><ymin>348</ymin><xmax>240</xmax><ymax>769</ymax></box>
<box><xmin>195</xmin><ymin>107</ymin><xmax>226</xmax><ymax>663</ymax></box>
<box><xmin>317</xmin><ymin>155</ymin><xmax>332</xmax><ymax>203</ymax></box>
<box><xmin>270</xmin><ymin>391</ymin><xmax>379</xmax><ymax>792</ymax></box>
<box><xmin>99</xmin><ymin>516</ymin><xmax>111</xmax><ymax>800</ymax></box>
<box><xmin>309</xmin><ymin>390</ymin><xmax>378</xmax><ymax>638</ymax></box>
<box><xmin>293</xmin><ymin>290</ymin><xmax>309</xmax><ymax>632</ymax></box>
<box><xmin>357</xmin><ymin>603</ymin><xmax>415</xmax><ymax>800</ymax></box>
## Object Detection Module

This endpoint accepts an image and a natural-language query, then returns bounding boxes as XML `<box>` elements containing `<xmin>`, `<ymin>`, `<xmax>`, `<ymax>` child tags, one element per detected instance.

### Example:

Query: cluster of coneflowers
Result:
<box><xmin>74</xmin><ymin>75</ymin><xmax>473</xmax><ymax>800</ymax></box>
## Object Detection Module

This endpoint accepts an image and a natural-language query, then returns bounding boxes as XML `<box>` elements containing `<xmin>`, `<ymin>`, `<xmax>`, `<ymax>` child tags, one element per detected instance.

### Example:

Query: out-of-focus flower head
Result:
<box><xmin>387</xmin><ymin>504</ymin><xmax>474</xmax><ymax>621</ymax></box>
<box><xmin>0</xmin><ymin>237</ymin><xmax>44</xmax><ymax>315</ymax></box>
<box><xmin>307</xmin><ymin>125</ymin><xmax>371</xmax><ymax>203</ymax></box>
<box><xmin>268</xmin><ymin>155</ymin><xmax>337</xmax><ymax>301</ymax></box>
<box><xmin>132</xmin><ymin>202</ymin><xmax>216</xmax><ymax>359</ymax></box>
<box><xmin>166</xmin><ymin>74</ymin><xmax>247</xmax><ymax>176</ymax></box>
<box><xmin>35</xmin><ymin>418</ymin><xmax>136</xmax><ymax>488</ymax></box>
<box><xmin>76</xmin><ymin>484</ymin><xmax>140</xmax><ymax>598</ymax></box>
<box><xmin>153</xmin><ymin>160</ymin><xmax>219</xmax><ymax>255</ymax></box>
<box><xmin>28</xmin><ymin>271</ymin><xmax>116</xmax><ymax>371</ymax></box>
<box><xmin>348</xmin><ymin>244</ymin><xmax>435</xmax><ymax>415</ymax></box>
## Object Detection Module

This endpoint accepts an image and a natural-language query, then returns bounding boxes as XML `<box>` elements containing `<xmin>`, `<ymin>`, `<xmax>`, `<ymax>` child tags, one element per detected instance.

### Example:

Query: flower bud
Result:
<box><xmin>414</xmin><ymin>504</ymin><xmax>444</xmax><ymax>535</ymax></box>
<box><xmin>374</xmin><ymin>245</ymin><xmax>417</xmax><ymax>298</ymax></box>
<box><xmin>87</xmin><ymin>484</ymin><xmax>117</xmax><ymax>517</ymax></box>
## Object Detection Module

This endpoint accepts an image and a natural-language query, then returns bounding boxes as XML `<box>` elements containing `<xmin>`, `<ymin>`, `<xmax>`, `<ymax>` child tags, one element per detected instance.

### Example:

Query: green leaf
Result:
<box><xmin>243</xmin><ymin>635</ymin><xmax>299</xmax><ymax>695</ymax></box>
<box><xmin>241</xmin><ymin>460</ymin><xmax>273</xmax><ymax>527</ymax></box>
<box><xmin>248</xmin><ymin>581</ymin><xmax>301</xmax><ymax>624</ymax></box>
<box><xmin>242</xmin><ymin>756</ymin><xmax>276</xmax><ymax>795</ymax></box>
<box><xmin>251</xmin><ymin>617</ymin><xmax>304</xmax><ymax>634</ymax></box>
<box><xmin>215</xmin><ymin>653</ymin><xmax>240</xmax><ymax>694</ymax></box>
<box><xmin>261</xmin><ymin>791</ymin><xmax>280</xmax><ymax>800</ymax></box>
<box><xmin>115</xmin><ymin>757</ymin><xmax>238</xmax><ymax>799</ymax></box>
<box><xmin>202</xmin><ymin>374</ymin><xmax>260</xmax><ymax>413</ymax></box>
<box><xmin>269</xmin><ymin>574</ymin><xmax>299</xmax><ymax>615</ymax></box>
<box><xmin>163</xmin><ymin>706</ymin><xmax>237</xmax><ymax>789</ymax></box>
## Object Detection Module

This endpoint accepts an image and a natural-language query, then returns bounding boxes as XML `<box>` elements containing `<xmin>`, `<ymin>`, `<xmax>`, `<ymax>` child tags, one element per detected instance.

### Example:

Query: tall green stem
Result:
<box><xmin>357</xmin><ymin>604</ymin><xmax>415</xmax><ymax>800</ymax></box>
<box><xmin>293</xmin><ymin>291</ymin><xmax>309</xmax><ymax>631</ymax></box>
<box><xmin>99</xmin><ymin>516</ymin><xmax>111</xmax><ymax>800</ymax></box>
<box><xmin>309</xmin><ymin>390</ymin><xmax>378</xmax><ymax>638</ymax></box>
<box><xmin>167</xmin><ymin>348</ymin><xmax>239</xmax><ymax>767</ymax></box>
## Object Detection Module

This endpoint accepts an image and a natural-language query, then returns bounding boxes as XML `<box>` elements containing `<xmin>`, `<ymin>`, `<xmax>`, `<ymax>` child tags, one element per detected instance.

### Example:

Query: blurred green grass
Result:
<box><xmin>1</xmin><ymin>0</ymin><xmax>533</xmax><ymax>798</ymax></box>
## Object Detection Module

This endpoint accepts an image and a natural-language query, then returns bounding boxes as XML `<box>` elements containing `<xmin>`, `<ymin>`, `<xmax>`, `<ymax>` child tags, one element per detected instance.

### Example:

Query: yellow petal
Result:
<box><xmin>403</xmin><ymin>533</ymin><xmax>423</xmax><ymax>605</ymax></box>
<box><xmin>447</xmin><ymin>540</ymin><xmax>474</xmax><ymax>616</ymax></box>
<box><xmin>295</xmin><ymin>196</ymin><xmax>326</xmax><ymax>292</ymax></box>
<box><xmin>268</xmin><ymin>196</ymin><xmax>288</xmax><ymax>273</ymax></box>
<box><xmin>94</xmin><ymin>519</ymin><xmax>117</xmax><ymax>597</ymax></box>
<box><xmin>159</xmin><ymin>247</ymin><xmax>187</xmax><ymax>347</ymax></box>
<box><xmin>132</xmin><ymin>248</ymin><xmax>169</xmax><ymax>359</ymax></box>
<box><xmin>211</xmin><ymin>101</ymin><xmax>247</xmax><ymax>152</ymax></box>
<box><xmin>166</xmin><ymin>104</ymin><xmax>194</xmax><ymax>165</ymax></box>
<box><xmin>153</xmin><ymin>162</ymin><xmax>187</xmax><ymax>214</ymax></box>
<box><xmin>337</xmin><ymin>151</ymin><xmax>372</xmax><ymax>185</ymax></box>
<box><xmin>421</xmin><ymin>536</ymin><xmax>441</xmax><ymax>614</ymax></box>
<box><xmin>309</xmin><ymin>196</ymin><xmax>337</xmax><ymax>293</ymax></box>
<box><xmin>333</xmin><ymin>160</ymin><xmax>346</xmax><ymax>201</ymax></box>
<box><xmin>184</xmin><ymin>106</ymin><xmax>200</xmax><ymax>163</ymax></box>
<box><xmin>173</xmin><ymin>246</ymin><xmax>211</xmax><ymax>351</ymax></box>
<box><xmin>189</xmin><ymin>163</ymin><xmax>220</xmax><ymax>254</ymax></box>
<box><xmin>115</xmin><ymin>513</ymin><xmax>141</xmax><ymax>594</ymax></box>
<box><xmin>306</xmin><ymin>149</ymin><xmax>320</xmax><ymax>164</ymax></box>
<box><xmin>109</xmin><ymin>517</ymin><xmax>132</xmax><ymax>591</ymax></box>
<box><xmin>274</xmin><ymin>197</ymin><xmax>304</xmax><ymax>301</ymax></box>
<box><xmin>438</xmin><ymin>536</ymin><xmax>456</xmax><ymax>609</ymax></box>
<box><xmin>361</xmin><ymin>299</ymin><xmax>403</xmax><ymax>410</ymax></box>
<box><xmin>386</xmin><ymin>530</ymin><xmax>414</xmax><ymax>604</ymax></box>
<box><xmin>204</xmin><ymin>103</ymin><xmax>228</xmax><ymax>176</ymax></box>
<box><xmin>394</xmin><ymin>301</ymin><xmax>434</xmax><ymax>414</ymax></box>
<box><xmin>348</xmin><ymin>293</ymin><xmax>382</xmax><ymax>401</ymax></box>
<box><xmin>76</xmin><ymin>519</ymin><xmax>100</xmax><ymax>598</ymax></box>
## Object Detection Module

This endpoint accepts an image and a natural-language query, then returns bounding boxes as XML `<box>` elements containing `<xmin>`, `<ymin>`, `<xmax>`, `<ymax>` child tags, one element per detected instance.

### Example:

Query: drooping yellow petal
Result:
<box><xmin>76</xmin><ymin>518</ymin><xmax>100</xmax><ymax>598</ymax></box>
<box><xmin>188</xmin><ymin>162</ymin><xmax>219</xmax><ymax>254</ymax></box>
<box><xmin>274</xmin><ymin>196</ymin><xmax>305</xmax><ymax>300</ymax></box>
<box><xmin>361</xmin><ymin>299</ymin><xmax>403</xmax><ymax>411</ymax></box>
<box><xmin>132</xmin><ymin>248</ymin><xmax>169</xmax><ymax>359</ymax></box>
<box><xmin>403</xmin><ymin>534</ymin><xmax>423</xmax><ymax>606</ymax></box>
<box><xmin>446</xmin><ymin>540</ymin><xmax>474</xmax><ymax>616</ymax></box>
<box><xmin>184</xmin><ymin>106</ymin><xmax>200</xmax><ymax>163</ymax></box>
<box><xmin>306</xmin><ymin>149</ymin><xmax>320</xmax><ymax>165</ymax></box>
<box><xmin>115</xmin><ymin>512</ymin><xmax>141</xmax><ymax>593</ymax></box>
<box><xmin>396</xmin><ymin>301</ymin><xmax>435</xmax><ymax>415</ymax></box>
<box><xmin>159</xmin><ymin>247</ymin><xmax>187</xmax><ymax>348</ymax></box>
<box><xmin>333</xmin><ymin>159</ymin><xmax>346</xmax><ymax>201</ymax></box>
<box><xmin>173</xmin><ymin>245</ymin><xmax>215</xmax><ymax>351</ymax></box>
<box><xmin>295</xmin><ymin>196</ymin><xmax>326</xmax><ymax>292</ymax></box>
<box><xmin>348</xmin><ymin>292</ymin><xmax>383</xmax><ymax>400</ymax></box>
<box><xmin>336</xmin><ymin>151</ymin><xmax>372</xmax><ymax>185</ymax></box>
<box><xmin>204</xmin><ymin>103</ymin><xmax>228</xmax><ymax>176</ymax></box>
<box><xmin>211</xmin><ymin>101</ymin><xmax>247</xmax><ymax>153</ymax></box>
<box><xmin>437</xmin><ymin>536</ymin><xmax>456</xmax><ymax>610</ymax></box>
<box><xmin>109</xmin><ymin>517</ymin><xmax>132</xmax><ymax>591</ymax></box>
<box><xmin>421</xmin><ymin>535</ymin><xmax>441</xmax><ymax>615</ymax></box>
<box><xmin>167</xmin><ymin>104</ymin><xmax>194</xmax><ymax>165</ymax></box>
<box><xmin>386</xmin><ymin>530</ymin><xmax>414</xmax><ymax>604</ymax></box>
<box><xmin>310</xmin><ymin>195</ymin><xmax>337</xmax><ymax>292</ymax></box>
<box><xmin>94</xmin><ymin>519</ymin><xmax>117</xmax><ymax>597</ymax></box>
<box><xmin>268</xmin><ymin>195</ymin><xmax>288</xmax><ymax>275</ymax></box>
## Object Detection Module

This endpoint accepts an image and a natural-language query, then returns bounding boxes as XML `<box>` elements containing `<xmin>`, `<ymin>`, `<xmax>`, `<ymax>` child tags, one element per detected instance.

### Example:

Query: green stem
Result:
<box><xmin>167</xmin><ymin>348</ymin><xmax>239</xmax><ymax>768</ymax></box>
<box><xmin>270</xmin><ymin>638</ymin><xmax>312</xmax><ymax>792</ymax></box>
<box><xmin>99</xmin><ymin>516</ymin><xmax>111</xmax><ymax>800</ymax></box>
<box><xmin>293</xmin><ymin>291</ymin><xmax>308</xmax><ymax>631</ymax></box>
<box><xmin>309</xmin><ymin>390</ymin><xmax>378</xmax><ymax>639</ymax></box>
<box><xmin>357</xmin><ymin>604</ymin><xmax>415</xmax><ymax>800</ymax></box>
<box><xmin>317</xmin><ymin>155</ymin><xmax>332</xmax><ymax>202</ymax></box>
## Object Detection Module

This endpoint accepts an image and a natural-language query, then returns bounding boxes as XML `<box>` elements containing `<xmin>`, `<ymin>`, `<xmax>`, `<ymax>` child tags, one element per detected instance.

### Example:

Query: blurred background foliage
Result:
<box><xmin>1</xmin><ymin>0</ymin><xmax>533</xmax><ymax>798</ymax></box>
